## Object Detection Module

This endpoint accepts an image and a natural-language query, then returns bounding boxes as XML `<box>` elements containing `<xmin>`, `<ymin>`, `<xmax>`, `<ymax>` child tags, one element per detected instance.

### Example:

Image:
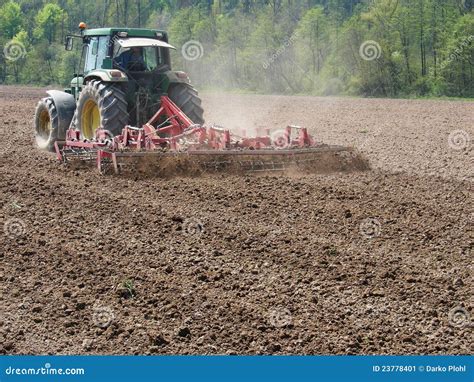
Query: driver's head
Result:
<box><xmin>131</xmin><ymin>47</ymin><xmax>142</xmax><ymax>55</ymax></box>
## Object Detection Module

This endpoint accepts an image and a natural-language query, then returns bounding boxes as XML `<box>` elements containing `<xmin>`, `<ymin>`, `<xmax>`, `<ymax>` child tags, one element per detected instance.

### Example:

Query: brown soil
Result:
<box><xmin>117</xmin><ymin>149</ymin><xmax>369</xmax><ymax>179</ymax></box>
<box><xmin>0</xmin><ymin>86</ymin><xmax>472</xmax><ymax>355</ymax></box>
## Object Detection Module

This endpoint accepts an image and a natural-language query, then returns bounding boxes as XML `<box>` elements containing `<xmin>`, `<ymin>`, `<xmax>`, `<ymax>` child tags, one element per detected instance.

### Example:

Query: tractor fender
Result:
<box><xmin>46</xmin><ymin>90</ymin><xmax>76</xmax><ymax>137</ymax></box>
<box><xmin>84</xmin><ymin>69</ymin><xmax>128</xmax><ymax>83</ymax></box>
<box><xmin>162</xmin><ymin>71</ymin><xmax>191</xmax><ymax>92</ymax></box>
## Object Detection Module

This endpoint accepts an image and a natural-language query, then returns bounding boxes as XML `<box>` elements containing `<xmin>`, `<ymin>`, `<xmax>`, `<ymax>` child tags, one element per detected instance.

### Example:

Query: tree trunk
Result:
<box><xmin>419</xmin><ymin>0</ymin><xmax>426</xmax><ymax>77</ymax></box>
<box><xmin>137</xmin><ymin>0</ymin><xmax>141</xmax><ymax>27</ymax></box>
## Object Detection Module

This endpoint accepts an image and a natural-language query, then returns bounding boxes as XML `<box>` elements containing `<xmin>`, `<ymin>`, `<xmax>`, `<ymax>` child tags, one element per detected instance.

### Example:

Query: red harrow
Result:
<box><xmin>55</xmin><ymin>96</ymin><xmax>366</xmax><ymax>175</ymax></box>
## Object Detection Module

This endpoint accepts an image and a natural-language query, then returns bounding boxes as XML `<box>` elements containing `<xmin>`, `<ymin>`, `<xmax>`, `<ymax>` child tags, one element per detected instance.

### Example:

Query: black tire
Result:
<box><xmin>34</xmin><ymin>97</ymin><xmax>59</xmax><ymax>152</ymax></box>
<box><xmin>168</xmin><ymin>83</ymin><xmax>205</xmax><ymax>125</ymax></box>
<box><xmin>74</xmin><ymin>80</ymin><xmax>128</xmax><ymax>139</ymax></box>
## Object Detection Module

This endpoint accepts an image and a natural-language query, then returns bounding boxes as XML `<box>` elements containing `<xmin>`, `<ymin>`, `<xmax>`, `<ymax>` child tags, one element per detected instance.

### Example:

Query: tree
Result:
<box><xmin>0</xmin><ymin>1</ymin><xmax>23</xmax><ymax>39</ymax></box>
<box><xmin>4</xmin><ymin>29</ymin><xmax>29</xmax><ymax>83</ymax></box>
<box><xmin>34</xmin><ymin>4</ymin><xmax>66</xmax><ymax>44</ymax></box>
<box><xmin>296</xmin><ymin>7</ymin><xmax>329</xmax><ymax>76</ymax></box>
<box><xmin>439</xmin><ymin>13</ymin><xmax>474</xmax><ymax>96</ymax></box>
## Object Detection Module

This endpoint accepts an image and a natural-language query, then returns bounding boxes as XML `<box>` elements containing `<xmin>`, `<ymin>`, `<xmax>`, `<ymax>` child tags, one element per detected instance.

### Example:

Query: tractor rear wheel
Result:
<box><xmin>74</xmin><ymin>80</ymin><xmax>128</xmax><ymax>139</ymax></box>
<box><xmin>169</xmin><ymin>83</ymin><xmax>205</xmax><ymax>125</ymax></box>
<box><xmin>34</xmin><ymin>97</ymin><xmax>59</xmax><ymax>152</ymax></box>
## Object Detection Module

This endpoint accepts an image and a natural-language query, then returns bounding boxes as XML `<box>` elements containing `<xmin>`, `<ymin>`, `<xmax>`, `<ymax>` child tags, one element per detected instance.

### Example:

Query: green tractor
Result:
<box><xmin>34</xmin><ymin>23</ymin><xmax>204</xmax><ymax>151</ymax></box>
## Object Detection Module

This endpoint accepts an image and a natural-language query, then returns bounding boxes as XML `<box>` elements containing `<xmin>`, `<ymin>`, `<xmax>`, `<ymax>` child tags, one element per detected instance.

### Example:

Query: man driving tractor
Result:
<box><xmin>114</xmin><ymin>46</ymin><xmax>145</xmax><ymax>70</ymax></box>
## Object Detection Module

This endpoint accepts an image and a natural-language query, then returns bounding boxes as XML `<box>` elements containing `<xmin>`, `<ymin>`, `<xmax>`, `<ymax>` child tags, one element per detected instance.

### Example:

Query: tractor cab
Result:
<box><xmin>75</xmin><ymin>34</ymin><xmax>175</xmax><ymax>74</ymax></box>
<box><xmin>65</xmin><ymin>23</ymin><xmax>175</xmax><ymax>89</ymax></box>
<box><xmin>112</xmin><ymin>37</ymin><xmax>175</xmax><ymax>72</ymax></box>
<box><xmin>65</xmin><ymin>27</ymin><xmax>176</xmax><ymax>96</ymax></box>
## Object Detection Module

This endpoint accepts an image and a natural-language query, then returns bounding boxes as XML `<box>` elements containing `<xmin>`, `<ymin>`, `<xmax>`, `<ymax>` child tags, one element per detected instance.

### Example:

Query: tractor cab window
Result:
<box><xmin>113</xmin><ymin>41</ymin><xmax>166</xmax><ymax>72</ymax></box>
<box><xmin>143</xmin><ymin>47</ymin><xmax>158</xmax><ymax>70</ymax></box>
<box><xmin>96</xmin><ymin>36</ymin><xmax>109</xmax><ymax>69</ymax></box>
<box><xmin>84</xmin><ymin>37</ymin><xmax>98</xmax><ymax>73</ymax></box>
<box><xmin>79</xmin><ymin>44</ymin><xmax>88</xmax><ymax>75</ymax></box>
<box><xmin>83</xmin><ymin>36</ymin><xmax>110</xmax><ymax>73</ymax></box>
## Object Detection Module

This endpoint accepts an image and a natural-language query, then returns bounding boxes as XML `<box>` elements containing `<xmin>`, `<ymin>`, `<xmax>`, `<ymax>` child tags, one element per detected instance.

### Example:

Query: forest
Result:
<box><xmin>0</xmin><ymin>0</ymin><xmax>473</xmax><ymax>97</ymax></box>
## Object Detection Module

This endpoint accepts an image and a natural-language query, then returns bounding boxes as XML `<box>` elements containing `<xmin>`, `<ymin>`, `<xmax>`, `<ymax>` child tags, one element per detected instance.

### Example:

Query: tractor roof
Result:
<box><xmin>84</xmin><ymin>28</ymin><xmax>167</xmax><ymax>38</ymax></box>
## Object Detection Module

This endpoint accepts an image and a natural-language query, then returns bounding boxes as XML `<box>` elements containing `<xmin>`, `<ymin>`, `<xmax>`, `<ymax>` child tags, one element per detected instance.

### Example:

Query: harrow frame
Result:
<box><xmin>56</xmin><ymin>95</ymin><xmax>346</xmax><ymax>175</ymax></box>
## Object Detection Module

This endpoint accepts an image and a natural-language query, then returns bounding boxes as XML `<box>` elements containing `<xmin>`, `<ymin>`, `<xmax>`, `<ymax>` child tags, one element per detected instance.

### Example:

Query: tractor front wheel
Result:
<box><xmin>74</xmin><ymin>80</ymin><xmax>128</xmax><ymax>139</ymax></box>
<box><xmin>169</xmin><ymin>83</ymin><xmax>205</xmax><ymax>125</ymax></box>
<box><xmin>34</xmin><ymin>97</ymin><xmax>59</xmax><ymax>152</ymax></box>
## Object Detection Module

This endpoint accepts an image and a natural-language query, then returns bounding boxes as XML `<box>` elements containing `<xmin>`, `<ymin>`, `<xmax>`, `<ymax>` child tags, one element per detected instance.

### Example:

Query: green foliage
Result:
<box><xmin>34</xmin><ymin>3</ymin><xmax>66</xmax><ymax>44</ymax></box>
<box><xmin>0</xmin><ymin>0</ymin><xmax>471</xmax><ymax>97</ymax></box>
<box><xmin>121</xmin><ymin>279</ymin><xmax>136</xmax><ymax>298</ymax></box>
<box><xmin>296</xmin><ymin>7</ymin><xmax>329</xmax><ymax>77</ymax></box>
<box><xmin>0</xmin><ymin>1</ymin><xmax>22</xmax><ymax>39</ymax></box>
<box><xmin>438</xmin><ymin>14</ymin><xmax>474</xmax><ymax>97</ymax></box>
